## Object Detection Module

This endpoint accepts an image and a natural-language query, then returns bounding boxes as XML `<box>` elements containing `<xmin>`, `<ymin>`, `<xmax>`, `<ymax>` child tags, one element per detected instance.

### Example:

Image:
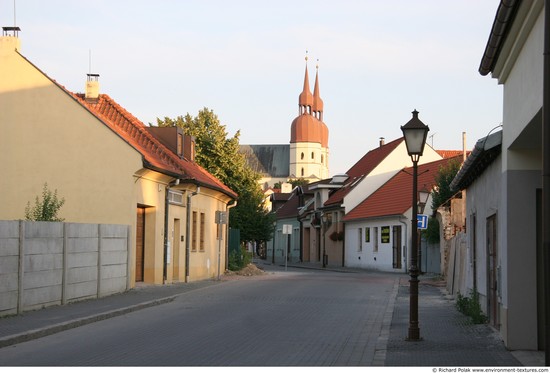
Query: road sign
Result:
<box><xmin>283</xmin><ymin>224</ymin><xmax>293</xmax><ymax>235</ymax></box>
<box><xmin>417</xmin><ymin>214</ymin><xmax>428</xmax><ymax>230</ymax></box>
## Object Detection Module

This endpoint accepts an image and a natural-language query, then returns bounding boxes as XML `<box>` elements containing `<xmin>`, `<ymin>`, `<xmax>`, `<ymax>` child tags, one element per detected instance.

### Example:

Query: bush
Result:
<box><xmin>228</xmin><ymin>245</ymin><xmax>252</xmax><ymax>271</ymax></box>
<box><xmin>456</xmin><ymin>290</ymin><xmax>487</xmax><ymax>324</ymax></box>
<box><xmin>25</xmin><ymin>183</ymin><xmax>65</xmax><ymax>222</ymax></box>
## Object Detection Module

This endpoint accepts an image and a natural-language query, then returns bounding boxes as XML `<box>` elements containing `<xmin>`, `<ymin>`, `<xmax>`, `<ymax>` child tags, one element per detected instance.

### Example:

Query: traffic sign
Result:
<box><xmin>417</xmin><ymin>214</ymin><xmax>428</xmax><ymax>230</ymax></box>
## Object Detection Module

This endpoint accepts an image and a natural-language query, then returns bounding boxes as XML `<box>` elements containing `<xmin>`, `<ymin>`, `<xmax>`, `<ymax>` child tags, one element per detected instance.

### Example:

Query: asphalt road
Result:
<box><xmin>0</xmin><ymin>267</ymin><xmax>398</xmax><ymax>366</ymax></box>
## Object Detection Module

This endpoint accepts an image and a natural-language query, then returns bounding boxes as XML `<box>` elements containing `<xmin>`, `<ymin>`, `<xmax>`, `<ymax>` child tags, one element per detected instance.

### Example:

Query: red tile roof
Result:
<box><xmin>324</xmin><ymin>137</ymin><xmax>404</xmax><ymax>206</ymax></box>
<box><xmin>343</xmin><ymin>156</ymin><xmax>462</xmax><ymax>222</ymax></box>
<box><xmin>73</xmin><ymin>93</ymin><xmax>237</xmax><ymax>199</ymax></box>
<box><xmin>436</xmin><ymin>150</ymin><xmax>467</xmax><ymax>159</ymax></box>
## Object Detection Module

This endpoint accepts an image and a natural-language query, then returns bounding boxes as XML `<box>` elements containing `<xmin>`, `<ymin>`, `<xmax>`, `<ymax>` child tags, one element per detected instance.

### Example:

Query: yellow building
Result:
<box><xmin>0</xmin><ymin>28</ymin><xmax>237</xmax><ymax>286</ymax></box>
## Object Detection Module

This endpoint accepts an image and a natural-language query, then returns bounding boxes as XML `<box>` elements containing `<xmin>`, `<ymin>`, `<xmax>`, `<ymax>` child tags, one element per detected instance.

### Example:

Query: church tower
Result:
<box><xmin>290</xmin><ymin>56</ymin><xmax>329</xmax><ymax>181</ymax></box>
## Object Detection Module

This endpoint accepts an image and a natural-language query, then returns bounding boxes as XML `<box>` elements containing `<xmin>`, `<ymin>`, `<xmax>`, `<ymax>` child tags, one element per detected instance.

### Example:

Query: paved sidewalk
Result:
<box><xmin>0</xmin><ymin>264</ymin><xmax>544</xmax><ymax>366</ymax></box>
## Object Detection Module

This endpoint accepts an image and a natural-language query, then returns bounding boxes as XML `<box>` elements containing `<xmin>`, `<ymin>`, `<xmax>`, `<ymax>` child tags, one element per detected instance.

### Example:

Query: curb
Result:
<box><xmin>0</xmin><ymin>295</ymin><xmax>177</xmax><ymax>348</ymax></box>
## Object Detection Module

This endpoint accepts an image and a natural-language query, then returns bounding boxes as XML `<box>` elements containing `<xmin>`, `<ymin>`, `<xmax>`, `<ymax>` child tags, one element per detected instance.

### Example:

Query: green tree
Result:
<box><xmin>431</xmin><ymin>158</ymin><xmax>462</xmax><ymax>211</ymax></box>
<box><xmin>156</xmin><ymin>108</ymin><xmax>274</xmax><ymax>242</ymax></box>
<box><xmin>25</xmin><ymin>183</ymin><xmax>65</xmax><ymax>222</ymax></box>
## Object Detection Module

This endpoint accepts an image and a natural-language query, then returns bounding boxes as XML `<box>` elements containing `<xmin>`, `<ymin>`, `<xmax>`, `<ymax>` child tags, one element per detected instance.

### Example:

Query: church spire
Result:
<box><xmin>298</xmin><ymin>52</ymin><xmax>313</xmax><ymax>114</ymax></box>
<box><xmin>312</xmin><ymin>60</ymin><xmax>324</xmax><ymax>121</ymax></box>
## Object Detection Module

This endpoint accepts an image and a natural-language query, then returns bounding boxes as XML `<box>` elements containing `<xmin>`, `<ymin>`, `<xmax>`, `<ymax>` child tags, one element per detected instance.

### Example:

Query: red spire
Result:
<box><xmin>312</xmin><ymin>62</ymin><xmax>324</xmax><ymax>118</ymax></box>
<box><xmin>299</xmin><ymin>54</ymin><xmax>313</xmax><ymax>110</ymax></box>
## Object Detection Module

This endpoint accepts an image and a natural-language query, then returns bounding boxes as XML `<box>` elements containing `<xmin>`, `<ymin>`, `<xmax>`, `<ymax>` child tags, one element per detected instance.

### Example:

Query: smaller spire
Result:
<box><xmin>313</xmin><ymin>59</ymin><xmax>324</xmax><ymax>119</ymax></box>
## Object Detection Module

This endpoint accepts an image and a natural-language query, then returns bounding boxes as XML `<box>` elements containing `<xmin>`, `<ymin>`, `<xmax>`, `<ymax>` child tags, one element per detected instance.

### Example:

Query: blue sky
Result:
<box><xmin>2</xmin><ymin>0</ymin><xmax>503</xmax><ymax>174</ymax></box>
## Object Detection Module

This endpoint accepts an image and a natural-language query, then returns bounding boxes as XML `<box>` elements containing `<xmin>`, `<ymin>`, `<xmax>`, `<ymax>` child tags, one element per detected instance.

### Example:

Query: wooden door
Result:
<box><xmin>136</xmin><ymin>207</ymin><xmax>145</xmax><ymax>282</ymax></box>
<box><xmin>486</xmin><ymin>214</ymin><xmax>499</xmax><ymax>328</ymax></box>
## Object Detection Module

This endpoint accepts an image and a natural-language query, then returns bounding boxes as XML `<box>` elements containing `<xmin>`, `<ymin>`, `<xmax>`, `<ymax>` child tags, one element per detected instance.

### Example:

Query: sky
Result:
<box><xmin>1</xmin><ymin>0</ymin><xmax>503</xmax><ymax>174</ymax></box>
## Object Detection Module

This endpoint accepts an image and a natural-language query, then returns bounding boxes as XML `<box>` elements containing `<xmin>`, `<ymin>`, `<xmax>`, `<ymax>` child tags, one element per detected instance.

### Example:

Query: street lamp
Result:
<box><xmin>401</xmin><ymin>109</ymin><xmax>429</xmax><ymax>341</ymax></box>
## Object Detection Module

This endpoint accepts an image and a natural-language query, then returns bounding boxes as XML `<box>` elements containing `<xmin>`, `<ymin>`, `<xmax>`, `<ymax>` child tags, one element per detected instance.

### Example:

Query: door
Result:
<box><xmin>303</xmin><ymin>227</ymin><xmax>310</xmax><ymax>262</ymax></box>
<box><xmin>136</xmin><ymin>207</ymin><xmax>145</xmax><ymax>282</ymax></box>
<box><xmin>392</xmin><ymin>225</ymin><xmax>402</xmax><ymax>269</ymax></box>
<box><xmin>486</xmin><ymin>214</ymin><xmax>499</xmax><ymax>329</ymax></box>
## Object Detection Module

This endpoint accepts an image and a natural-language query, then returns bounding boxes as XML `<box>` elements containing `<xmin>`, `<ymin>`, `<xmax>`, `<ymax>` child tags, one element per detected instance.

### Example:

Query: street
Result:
<box><xmin>0</xmin><ymin>267</ymin><xmax>398</xmax><ymax>366</ymax></box>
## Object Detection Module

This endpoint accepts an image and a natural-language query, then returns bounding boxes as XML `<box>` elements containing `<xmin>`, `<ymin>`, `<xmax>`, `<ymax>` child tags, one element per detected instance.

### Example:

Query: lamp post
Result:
<box><xmin>401</xmin><ymin>109</ymin><xmax>429</xmax><ymax>341</ymax></box>
<box><xmin>321</xmin><ymin>213</ymin><xmax>327</xmax><ymax>268</ymax></box>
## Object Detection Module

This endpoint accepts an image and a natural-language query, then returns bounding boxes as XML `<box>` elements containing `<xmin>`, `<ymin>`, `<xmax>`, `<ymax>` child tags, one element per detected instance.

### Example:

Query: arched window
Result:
<box><xmin>301</xmin><ymin>152</ymin><xmax>304</xmax><ymax>160</ymax></box>
<box><xmin>301</xmin><ymin>168</ymin><xmax>304</xmax><ymax>176</ymax></box>
<box><xmin>311</xmin><ymin>152</ymin><xmax>314</xmax><ymax>159</ymax></box>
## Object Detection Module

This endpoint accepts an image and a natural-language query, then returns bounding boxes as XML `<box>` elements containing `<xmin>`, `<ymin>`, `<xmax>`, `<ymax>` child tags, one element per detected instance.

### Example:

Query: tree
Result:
<box><xmin>430</xmin><ymin>158</ymin><xmax>462</xmax><ymax>211</ymax></box>
<box><xmin>156</xmin><ymin>108</ymin><xmax>274</xmax><ymax>242</ymax></box>
<box><xmin>25</xmin><ymin>183</ymin><xmax>65</xmax><ymax>222</ymax></box>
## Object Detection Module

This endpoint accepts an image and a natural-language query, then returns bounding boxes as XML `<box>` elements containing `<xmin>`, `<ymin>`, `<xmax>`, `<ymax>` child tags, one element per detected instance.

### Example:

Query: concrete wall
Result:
<box><xmin>0</xmin><ymin>220</ymin><xmax>130</xmax><ymax>316</ymax></box>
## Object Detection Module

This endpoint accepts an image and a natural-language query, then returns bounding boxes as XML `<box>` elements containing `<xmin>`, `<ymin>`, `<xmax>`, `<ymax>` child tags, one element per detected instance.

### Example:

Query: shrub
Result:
<box><xmin>25</xmin><ymin>183</ymin><xmax>65</xmax><ymax>222</ymax></box>
<box><xmin>228</xmin><ymin>245</ymin><xmax>252</xmax><ymax>271</ymax></box>
<box><xmin>456</xmin><ymin>289</ymin><xmax>487</xmax><ymax>324</ymax></box>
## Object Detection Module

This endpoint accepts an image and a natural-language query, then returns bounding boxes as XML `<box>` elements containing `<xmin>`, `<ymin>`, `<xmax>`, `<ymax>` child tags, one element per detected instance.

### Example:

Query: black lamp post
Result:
<box><xmin>401</xmin><ymin>109</ymin><xmax>429</xmax><ymax>341</ymax></box>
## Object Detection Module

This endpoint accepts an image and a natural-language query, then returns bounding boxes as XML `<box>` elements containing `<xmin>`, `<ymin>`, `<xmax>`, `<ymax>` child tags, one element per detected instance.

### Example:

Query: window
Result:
<box><xmin>381</xmin><ymin>226</ymin><xmax>390</xmax><ymax>243</ymax></box>
<box><xmin>177</xmin><ymin>134</ymin><xmax>183</xmax><ymax>156</ymax></box>
<box><xmin>311</xmin><ymin>152</ymin><xmax>314</xmax><ymax>159</ymax></box>
<box><xmin>301</xmin><ymin>152</ymin><xmax>304</xmax><ymax>160</ymax></box>
<box><xmin>373</xmin><ymin>227</ymin><xmax>379</xmax><ymax>252</ymax></box>
<box><xmin>321</xmin><ymin>154</ymin><xmax>324</xmax><ymax>164</ymax></box>
<box><xmin>301</xmin><ymin>168</ymin><xmax>304</xmax><ymax>176</ymax></box>
<box><xmin>200</xmin><ymin>213</ymin><xmax>205</xmax><ymax>251</ymax></box>
<box><xmin>168</xmin><ymin>190</ymin><xmax>183</xmax><ymax>205</ymax></box>
<box><xmin>365</xmin><ymin>227</ymin><xmax>370</xmax><ymax>243</ymax></box>
<box><xmin>358</xmin><ymin>228</ymin><xmax>363</xmax><ymax>252</ymax></box>
<box><xmin>192</xmin><ymin>211</ymin><xmax>197</xmax><ymax>251</ymax></box>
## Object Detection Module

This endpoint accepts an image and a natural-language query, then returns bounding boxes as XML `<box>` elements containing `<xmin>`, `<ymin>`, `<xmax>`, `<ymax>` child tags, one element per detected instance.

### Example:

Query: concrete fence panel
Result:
<box><xmin>0</xmin><ymin>220</ymin><xmax>130</xmax><ymax>316</ymax></box>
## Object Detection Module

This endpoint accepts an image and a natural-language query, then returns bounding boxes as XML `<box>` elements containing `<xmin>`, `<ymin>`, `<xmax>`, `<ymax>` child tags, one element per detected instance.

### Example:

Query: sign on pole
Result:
<box><xmin>417</xmin><ymin>214</ymin><xmax>428</xmax><ymax>230</ymax></box>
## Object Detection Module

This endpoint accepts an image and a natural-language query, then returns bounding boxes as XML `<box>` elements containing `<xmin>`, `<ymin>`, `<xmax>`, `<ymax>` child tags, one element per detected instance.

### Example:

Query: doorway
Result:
<box><xmin>392</xmin><ymin>225</ymin><xmax>402</xmax><ymax>269</ymax></box>
<box><xmin>136</xmin><ymin>207</ymin><xmax>145</xmax><ymax>282</ymax></box>
<box><xmin>486</xmin><ymin>214</ymin><xmax>499</xmax><ymax>329</ymax></box>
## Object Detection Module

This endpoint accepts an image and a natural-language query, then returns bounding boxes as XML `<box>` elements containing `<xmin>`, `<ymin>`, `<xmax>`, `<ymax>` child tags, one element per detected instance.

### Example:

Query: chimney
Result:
<box><xmin>1</xmin><ymin>26</ymin><xmax>21</xmax><ymax>54</ymax></box>
<box><xmin>462</xmin><ymin>132</ymin><xmax>467</xmax><ymax>162</ymax></box>
<box><xmin>379</xmin><ymin>137</ymin><xmax>385</xmax><ymax>147</ymax></box>
<box><xmin>85</xmin><ymin>73</ymin><xmax>100</xmax><ymax>101</ymax></box>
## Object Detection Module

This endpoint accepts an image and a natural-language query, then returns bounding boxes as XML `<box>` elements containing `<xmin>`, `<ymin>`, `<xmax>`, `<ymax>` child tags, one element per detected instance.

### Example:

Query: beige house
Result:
<box><xmin>0</xmin><ymin>29</ymin><xmax>237</xmax><ymax>286</ymax></box>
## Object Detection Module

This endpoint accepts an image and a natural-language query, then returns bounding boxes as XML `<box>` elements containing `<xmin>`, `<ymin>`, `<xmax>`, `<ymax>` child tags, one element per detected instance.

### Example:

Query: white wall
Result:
<box><xmin>345</xmin><ymin>217</ymin><xmax>407</xmax><ymax>272</ymax></box>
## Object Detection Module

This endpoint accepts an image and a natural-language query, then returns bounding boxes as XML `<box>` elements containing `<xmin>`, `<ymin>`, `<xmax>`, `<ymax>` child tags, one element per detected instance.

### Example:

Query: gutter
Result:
<box><xmin>479</xmin><ymin>0</ymin><xmax>521</xmax><ymax>76</ymax></box>
<box><xmin>225</xmin><ymin>200</ymin><xmax>238</xmax><ymax>272</ymax></box>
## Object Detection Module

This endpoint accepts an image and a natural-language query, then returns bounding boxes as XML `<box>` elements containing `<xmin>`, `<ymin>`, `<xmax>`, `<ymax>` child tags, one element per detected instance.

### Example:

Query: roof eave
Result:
<box><xmin>479</xmin><ymin>0</ymin><xmax>521</xmax><ymax>76</ymax></box>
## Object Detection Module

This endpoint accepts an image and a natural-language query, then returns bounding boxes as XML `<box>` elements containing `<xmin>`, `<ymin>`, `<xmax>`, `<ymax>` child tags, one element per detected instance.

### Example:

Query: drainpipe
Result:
<box><xmin>225</xmin><ymin>200</ymin><xmax>238</xmax><ymax>272</ymax></box>
<box><xmin>185</xmin><ymin>185</ymin><xmax>200</xmax><ymax>283</ymax></box>
<box><xmin>164</xmin><ymin>178</ymin><xmax>180</xmax><ymax>284</ymax></box>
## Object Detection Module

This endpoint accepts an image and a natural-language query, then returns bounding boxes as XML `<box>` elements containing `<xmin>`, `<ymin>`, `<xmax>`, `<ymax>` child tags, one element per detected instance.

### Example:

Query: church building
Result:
<box><xmin>240</xmin><ymin>57</ymin><xmax>330</xmax><ymax>190</ymax></box>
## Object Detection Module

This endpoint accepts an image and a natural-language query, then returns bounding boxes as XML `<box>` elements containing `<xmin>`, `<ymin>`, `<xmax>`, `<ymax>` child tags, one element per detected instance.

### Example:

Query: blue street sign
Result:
<box><xmin>417</xmin><ymin>214</ymin><xmax>428</xmax><ymax>230</ymax></box>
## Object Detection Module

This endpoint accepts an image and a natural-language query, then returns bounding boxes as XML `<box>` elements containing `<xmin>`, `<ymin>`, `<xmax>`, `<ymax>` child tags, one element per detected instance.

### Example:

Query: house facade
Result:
<box><xmin>453</xmin><ymin>0</ymin><xmax>544</xmax><ymax>350</ymax></box>
<box><xmin>344</xmin><ymin>157</ymin><xmax>462</xmax><ymax>273</ymax></box>
<box><xmin>0</xmin><ymin>29</ymin><xmax>237</xmax><ymax>287</ymax></box>
<box><xmin>301</xmin><ymin>131</ymin><xmax>442</xmax><ymax>268</ymax></box>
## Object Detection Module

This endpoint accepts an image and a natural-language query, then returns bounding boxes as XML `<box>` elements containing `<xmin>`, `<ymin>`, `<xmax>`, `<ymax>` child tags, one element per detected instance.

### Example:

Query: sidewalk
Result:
<box><xmin>0</xmin><ymin>264</ymin><xmax>544</xmax><ymax>366</ymax></box>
